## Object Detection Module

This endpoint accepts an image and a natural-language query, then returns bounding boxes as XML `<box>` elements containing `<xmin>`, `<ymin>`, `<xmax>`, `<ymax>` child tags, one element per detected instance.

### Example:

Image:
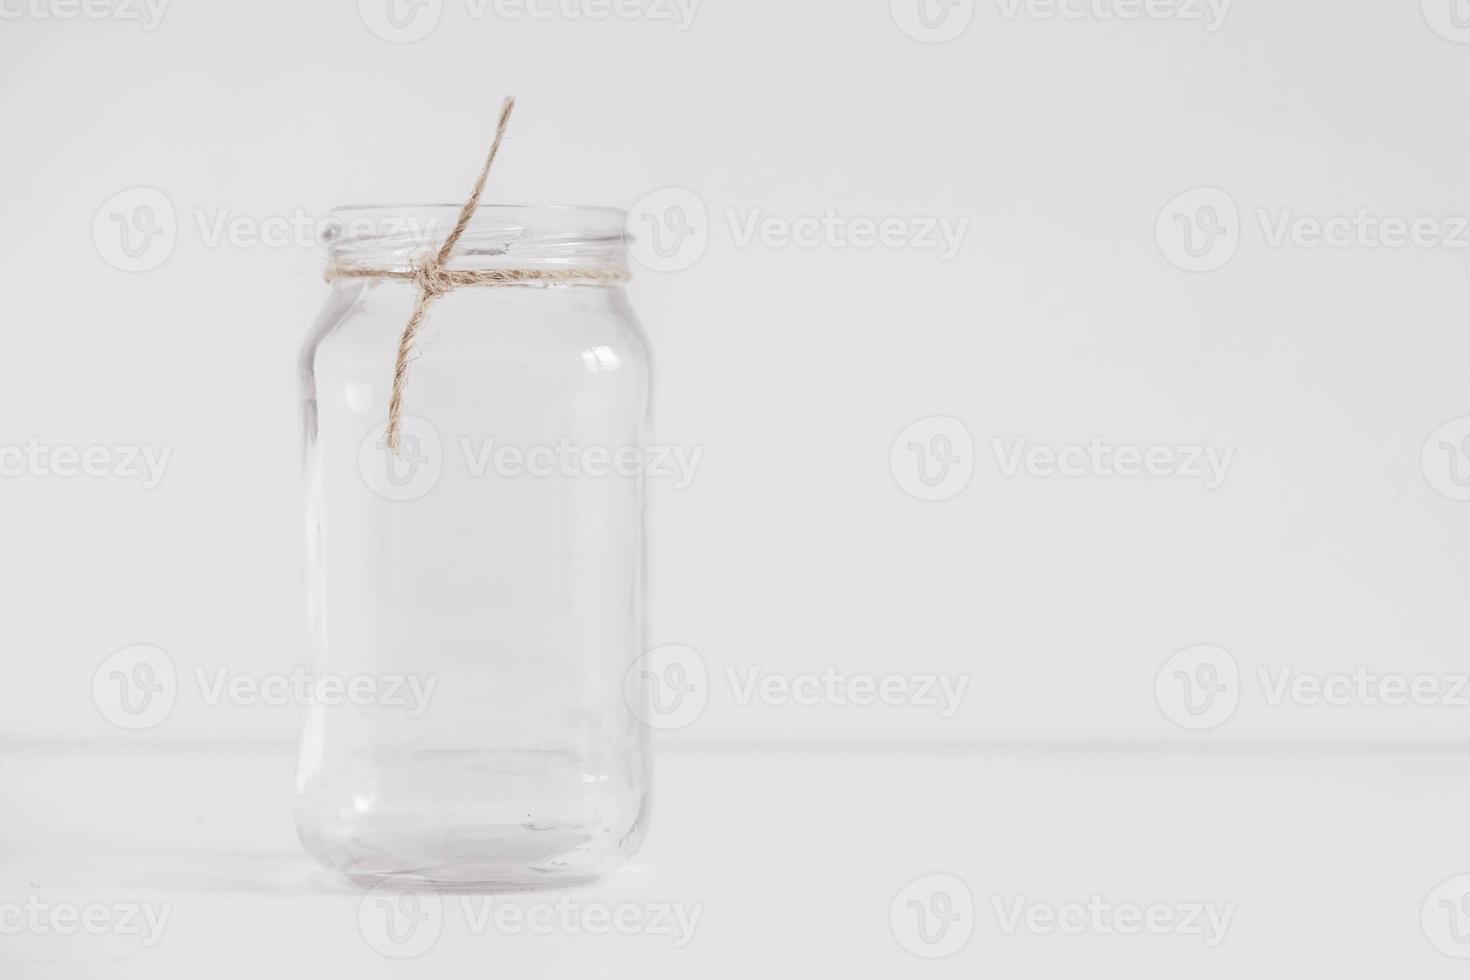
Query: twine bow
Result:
<box><xmin>326</xmin><ymin>96</ymin><xmax>630</xmax><ymax>454</ymax></box>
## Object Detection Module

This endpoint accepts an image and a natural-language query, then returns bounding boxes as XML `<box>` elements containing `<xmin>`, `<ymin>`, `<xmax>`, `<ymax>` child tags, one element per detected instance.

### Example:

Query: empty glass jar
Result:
<box><xmin>295</xmin><ymin>204</ymin><xmax>651</xmax><ymax>886</ymax></box>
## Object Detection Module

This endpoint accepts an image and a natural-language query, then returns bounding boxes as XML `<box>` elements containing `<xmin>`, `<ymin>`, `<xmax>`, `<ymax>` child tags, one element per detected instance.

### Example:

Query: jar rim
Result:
<box><xmin>323</xmin><ymin>203</ymin><xmax>629</xmax><ymax>273</ymax></box>
<box><xmin>326</xmin><ymin>201</ymin><xmax>628</xmax><ymax>219</ymax></box>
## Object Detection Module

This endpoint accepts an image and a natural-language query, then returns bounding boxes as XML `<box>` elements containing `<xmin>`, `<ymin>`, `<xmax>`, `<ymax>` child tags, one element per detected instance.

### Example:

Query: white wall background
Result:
<box><xmin>3</xmin><ymin>0</ymin><xmax>1470</xmax><ymax>746</ymax></box>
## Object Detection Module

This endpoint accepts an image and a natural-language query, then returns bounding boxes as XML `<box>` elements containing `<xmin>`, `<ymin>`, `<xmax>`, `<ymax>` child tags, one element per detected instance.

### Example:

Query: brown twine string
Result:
<box><xmin>325</xmin><ymin>96</ymin><xmax>630</xmax><ymax>454</ymax></box>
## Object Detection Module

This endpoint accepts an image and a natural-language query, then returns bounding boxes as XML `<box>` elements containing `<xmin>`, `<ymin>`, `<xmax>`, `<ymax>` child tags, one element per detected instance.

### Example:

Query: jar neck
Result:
<box><xmin>322</xmin><ymin>204</ymin><xmax>629</xmax><ymax>277</ymax></box>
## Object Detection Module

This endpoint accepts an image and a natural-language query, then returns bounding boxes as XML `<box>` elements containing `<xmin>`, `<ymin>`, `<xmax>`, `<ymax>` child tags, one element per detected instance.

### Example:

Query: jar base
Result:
<box><xmin>303</xmin><ymin>821</ymin><xmax>637</xmax><ymax>890</ymax></box>
<box><xmin>344</xmin><ymin>870</ymin><xmax>604</xmax><ymax>892</ymax></box>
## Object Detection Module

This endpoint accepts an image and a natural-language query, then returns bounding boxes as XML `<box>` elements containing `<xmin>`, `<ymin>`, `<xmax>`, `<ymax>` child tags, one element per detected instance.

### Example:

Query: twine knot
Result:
<box><xmin>412</xmin><ymin>260</ymin><xmax>455</xmax><ymax>300</ymax></box>
<box><xmin>322</xmin><ymin>96</ymin><xmax>630</xmax><ymax>457</ymax></box>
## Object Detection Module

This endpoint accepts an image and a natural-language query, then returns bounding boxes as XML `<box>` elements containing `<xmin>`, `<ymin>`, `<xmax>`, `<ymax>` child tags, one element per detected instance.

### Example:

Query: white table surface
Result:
<box><xmin>3</xmin><ymin>741</ymin><xmax>1467</xmax><ymax>977</ymax></box>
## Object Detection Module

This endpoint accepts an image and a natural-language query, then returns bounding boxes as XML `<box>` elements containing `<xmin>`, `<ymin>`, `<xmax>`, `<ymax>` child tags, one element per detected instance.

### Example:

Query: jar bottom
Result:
<box><xmin>322</xmin><ymin>825</ymin><xmax>611</xmax><ymax>888</ymax></box>
<box><xmin>296</xmin><ymin>748</ymin><xmax>647</xmax><ymax>889</ymax></box>
<box><xmin>302</xmin><ymin>818</ymin><xmax>646</xmax><ymax>888</ymax></box>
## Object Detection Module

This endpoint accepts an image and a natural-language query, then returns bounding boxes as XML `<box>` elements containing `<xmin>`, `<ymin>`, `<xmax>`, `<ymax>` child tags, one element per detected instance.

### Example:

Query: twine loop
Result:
<box><xmin>323</xmin><ymin>96</ymin><xmax>630</xmax><ymax>455</ymax></box>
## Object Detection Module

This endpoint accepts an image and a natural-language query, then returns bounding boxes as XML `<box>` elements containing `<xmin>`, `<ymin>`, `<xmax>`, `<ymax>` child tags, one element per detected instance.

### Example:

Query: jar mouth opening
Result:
<box><xmin>323</xmin><ymin>203</ymin><xmax>629</xmax><ymax>274</ymax></box>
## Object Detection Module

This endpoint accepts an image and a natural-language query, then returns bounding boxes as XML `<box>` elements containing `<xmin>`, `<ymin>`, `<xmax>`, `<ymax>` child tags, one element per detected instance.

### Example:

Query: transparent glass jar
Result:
<box><xmin>295</xmin><ymin>204</ymin><xmax>651</xmax><ymax>887</ymax></box>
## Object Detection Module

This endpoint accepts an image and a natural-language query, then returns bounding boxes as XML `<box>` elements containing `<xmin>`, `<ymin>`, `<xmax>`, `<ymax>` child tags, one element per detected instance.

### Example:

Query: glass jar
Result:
<box><xmin>295</xmin><ymin>204</ymin><xmax>651</xmax><ymax>887</ymax></box>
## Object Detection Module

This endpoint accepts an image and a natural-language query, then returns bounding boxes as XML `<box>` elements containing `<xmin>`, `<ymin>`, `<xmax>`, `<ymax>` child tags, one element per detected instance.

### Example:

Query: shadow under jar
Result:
<box><xmin>295</xmin><ymin>204</ymin><xmax>652</xmax><ymax>888</ymax></box>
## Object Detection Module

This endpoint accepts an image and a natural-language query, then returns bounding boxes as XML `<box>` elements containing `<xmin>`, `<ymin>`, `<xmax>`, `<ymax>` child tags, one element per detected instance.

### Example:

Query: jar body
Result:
<box><xmin>296</xmin><ymin>210</ymin><xmax>650</xmax><ymax>886</ymax></box>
